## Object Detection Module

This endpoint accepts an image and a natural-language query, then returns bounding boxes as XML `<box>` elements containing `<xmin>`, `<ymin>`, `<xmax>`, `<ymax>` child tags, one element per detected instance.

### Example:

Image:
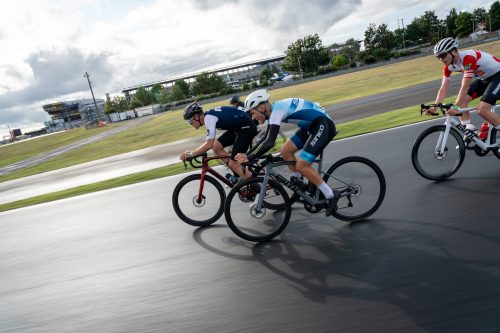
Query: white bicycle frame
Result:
<box><xmin>436</xmin><ymin>105</ymin><xmax>499</xmax><ymax>155</ymax></box>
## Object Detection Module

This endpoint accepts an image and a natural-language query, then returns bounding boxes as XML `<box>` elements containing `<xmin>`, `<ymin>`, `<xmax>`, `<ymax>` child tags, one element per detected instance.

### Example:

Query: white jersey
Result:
<box><xmin>443</xmin><ymin>50</ymin><xmax>500</xmax><ymax>80</ymax></box>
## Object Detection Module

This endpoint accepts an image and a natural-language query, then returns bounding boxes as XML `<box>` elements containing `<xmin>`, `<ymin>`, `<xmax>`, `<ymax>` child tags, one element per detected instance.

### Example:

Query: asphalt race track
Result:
<box><xmin>1</xmin><ymin>113</ymin><xmax>499</xmax><ymax>332</ymax></box>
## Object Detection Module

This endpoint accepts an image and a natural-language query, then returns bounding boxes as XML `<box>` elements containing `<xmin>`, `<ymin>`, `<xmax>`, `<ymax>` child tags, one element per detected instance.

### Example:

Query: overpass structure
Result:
<box><xmin>122</xmin><ymin>55</ymin><xmax>285</xmax><ymax>100</ymax></box>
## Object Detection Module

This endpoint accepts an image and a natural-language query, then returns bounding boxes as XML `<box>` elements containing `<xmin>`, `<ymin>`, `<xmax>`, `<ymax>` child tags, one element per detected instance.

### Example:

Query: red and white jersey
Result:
<box><xmin>443</xmin><ymin>50</ymin><xmax>500</xmax><ymax>80</ymax></box>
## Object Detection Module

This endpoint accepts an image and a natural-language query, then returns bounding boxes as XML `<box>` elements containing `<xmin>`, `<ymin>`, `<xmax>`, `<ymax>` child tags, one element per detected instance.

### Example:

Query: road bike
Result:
<box><xmin>412</xmin><ymin>103</ymin><xmax>500</xmax><ymax>181</ymax></box>
<box><xmin>172</xmin><ymin>154</ymin><xmax>279</xmax><ymax>227</ymax></box>
<box><xmin>223</xmin><ymin>153</ymin><xmax>386</xmax><ymax>242</ymax></box>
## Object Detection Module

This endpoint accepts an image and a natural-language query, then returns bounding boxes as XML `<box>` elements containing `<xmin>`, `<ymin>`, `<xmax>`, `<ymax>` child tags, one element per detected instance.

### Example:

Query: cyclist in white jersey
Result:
<box><xmin>235</xmin><ymin>89</ymin><xmax>339</xmax><ymax>216</ymax></box>
<box><xmin>428</xmin><ymin>37</ymin><xmax>500</xmax><ymax>131</ymax></box>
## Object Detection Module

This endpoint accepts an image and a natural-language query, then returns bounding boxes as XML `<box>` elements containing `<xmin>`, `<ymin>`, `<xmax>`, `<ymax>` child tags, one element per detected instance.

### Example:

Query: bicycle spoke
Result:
<box><xmin>225</xmin><ymin>178</ymin><xmax>291</xmax><ymax>242</ymax></box>
<box><xmin>412</xmin><ymin>126</ymin><xmax>465</xmax><ymax>180</ymax></box>
<box><xmin>172</xmin><ymin>174</ymin><xmax>225</xmax><ymax>226</ymax></box>
<box><xmin>324</xmin><ymin>156</ymin><xmax>385</xmax><ymax>222</ymax></box>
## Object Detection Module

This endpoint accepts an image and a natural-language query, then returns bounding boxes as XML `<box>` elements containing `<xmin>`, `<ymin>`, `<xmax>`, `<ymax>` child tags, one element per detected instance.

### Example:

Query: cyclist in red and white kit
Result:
<box><xmin>428</xmin><ymin>37</ymin><xmax>500</xmax><ymax>132</ymax></box>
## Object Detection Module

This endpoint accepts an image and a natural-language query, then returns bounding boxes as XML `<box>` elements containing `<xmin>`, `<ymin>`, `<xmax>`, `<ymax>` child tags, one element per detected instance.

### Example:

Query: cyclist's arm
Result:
<box><xmin>247</xmin><ymin>125</ymin><xmax>280</xmax><ymax>161</ymax></box>
<box><xmin>454</xmin><ymin>76</ymin><xmax>473</xmax><ymax>107</ymax></box>
<box><xmin>435</xmin><ymin>78</ymin><xmax>450</xmax><ymax>104</ymax></box>
<box><xmin>191</xmin><ymin>138</ymin><xmax>215</xmax><ymax>157</ymax></box>
<box><xmin>247</xmin><ymin>125</ymin><xmax>270</xmax><ymax>155</ymax></box>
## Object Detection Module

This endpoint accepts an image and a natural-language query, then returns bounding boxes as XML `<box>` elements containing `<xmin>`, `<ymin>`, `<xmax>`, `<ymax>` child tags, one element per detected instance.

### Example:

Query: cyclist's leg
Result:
<box><xmin>476</xmin><ymin>73</ymin><xmax>500</xmax><ymax>128</ymax></box>
<box><xmin>281</xmin><ymin>129</ymin><xmax>307</xmax><ymax>174</ymax></box>
<box><xmin>296</xmin><ymin>118</ymin><xmax>337</xmax><ymax>210</ymax></box>
<box><xmin>229</xmin><ymin>122</ymin><xmax>257</xmax><ymax>179</ymax></box>
<box><xmin>458</xmin><ymin>78</ymin><xmax>487</xmax><ymax>125</ymax></box>
<box><xmin>297</xmin><ymin>118</ymin><xmax>335</xmax><ymax>188</ymax></box>
<box><xmin>215</xmin><ymin>130</ymin><xmax>236</xmax><ymax>165</ymax></box>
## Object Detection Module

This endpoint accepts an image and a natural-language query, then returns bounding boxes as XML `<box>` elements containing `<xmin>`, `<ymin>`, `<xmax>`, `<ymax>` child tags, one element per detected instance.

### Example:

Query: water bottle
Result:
<box><xmin>479</xmin><ymin>122</ymin><xmax>489</xmax><ymax>141</ymax></box>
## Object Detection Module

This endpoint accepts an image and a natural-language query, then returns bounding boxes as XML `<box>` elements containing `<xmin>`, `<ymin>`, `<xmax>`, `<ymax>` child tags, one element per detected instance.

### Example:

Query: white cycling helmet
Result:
<box><xmin>434</xmin><ymin>37</ymin><xmax>458</xmax><ymax>56</ymax></box>
<box><xmin>244</xmin><ymin>89</ymin><xmax>270</xmax><ymax>111</ymax></box>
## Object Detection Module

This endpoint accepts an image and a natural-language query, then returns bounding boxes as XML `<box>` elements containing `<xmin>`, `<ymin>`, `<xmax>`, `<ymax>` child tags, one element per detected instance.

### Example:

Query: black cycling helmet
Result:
<box><xmin>183</xmin><ymin>102</ymin><xmax>203</xmax><ymax>120</ymax></box>
<box><xmin>229</xmin><ymin>95</ymin><xmax>241</xmax><ymax>104</ymax></box>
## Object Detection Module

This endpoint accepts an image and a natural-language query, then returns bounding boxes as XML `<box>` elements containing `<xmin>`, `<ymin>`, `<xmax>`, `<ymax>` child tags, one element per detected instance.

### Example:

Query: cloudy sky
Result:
<box><xmin>0</xmin><ymin>0</ymin><xmax>494</xmax><ymax>138</ymax></box>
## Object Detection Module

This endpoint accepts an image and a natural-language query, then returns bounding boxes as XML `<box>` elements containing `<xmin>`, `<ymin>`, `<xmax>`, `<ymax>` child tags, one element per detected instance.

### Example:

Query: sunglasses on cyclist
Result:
<box><xmin>187</xmin><ymin>116</ymin><xmax>199</xmax><ymax>125</ymax></box>
<box><xmin>436</xmin><ymin>53</ymin><xmax>448</xmax><ymax>60</ymax></box>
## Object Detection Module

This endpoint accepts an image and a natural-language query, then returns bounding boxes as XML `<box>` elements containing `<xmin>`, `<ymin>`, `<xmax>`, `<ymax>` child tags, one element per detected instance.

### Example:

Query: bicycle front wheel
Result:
<box><xmin>412</xmin><ymin>125</ymin><xmax>465</xmax><ymax>180</ymax></box>
<box><xmin>224</xmin><ymin>177</ymin><xmax>291</xmax><ymax>242</ymax></box>
<box><xmin>324</xmin><ymin>156</ymin><xmax>386</xmax><ymax>222</ymax></box>
<box><xmin>491</xmin><ymin>128</ymin><xmax>500</xmax><ymax>159</ymax></box>
<box><xmin>172</xmin><ymin>174</ymin><xmax>225</xmax><ymax>227</ymax></box>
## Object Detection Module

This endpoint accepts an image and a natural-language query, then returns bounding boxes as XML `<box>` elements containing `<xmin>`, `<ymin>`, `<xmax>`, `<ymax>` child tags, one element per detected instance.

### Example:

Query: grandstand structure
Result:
<box><xmin>42</xmin><ymin>98</ymin><xmax>105</xmax><ymax>131</ymax></box>
<box><xmin>122</xmin><ymin>55</ymin><xmax>285</xmax><ymax>100</ymax></box>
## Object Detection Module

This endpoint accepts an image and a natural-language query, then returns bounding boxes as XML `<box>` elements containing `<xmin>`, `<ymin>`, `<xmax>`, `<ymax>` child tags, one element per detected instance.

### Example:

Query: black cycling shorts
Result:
<box><xmin>468</xmin><ymin>70</ymin><xmax>500</xmax><ymax>106</ymax></box>
<box><xmin>290</xmin><ymin>117</ymin><xmax>336</xmax><ymax>163</ymax></box>
<box><xmin>216</xmin><ymin>117</ymin><xmax>257</xmax><ymax>160</ymax></box>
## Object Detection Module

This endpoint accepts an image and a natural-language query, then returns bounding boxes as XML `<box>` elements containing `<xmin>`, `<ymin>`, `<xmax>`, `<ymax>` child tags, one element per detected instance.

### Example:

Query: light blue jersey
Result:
<box><xmin>269</xmin><ymin>98</ymin><xmax>331</xmax><ymax>130</ymax></box>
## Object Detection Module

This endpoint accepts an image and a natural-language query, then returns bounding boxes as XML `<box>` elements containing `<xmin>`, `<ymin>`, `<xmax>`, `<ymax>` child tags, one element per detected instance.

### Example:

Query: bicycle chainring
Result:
<box><xmin>474</xmin><ymin>145</ymin><xmax>489</xmax><ymax>156</ymax></box>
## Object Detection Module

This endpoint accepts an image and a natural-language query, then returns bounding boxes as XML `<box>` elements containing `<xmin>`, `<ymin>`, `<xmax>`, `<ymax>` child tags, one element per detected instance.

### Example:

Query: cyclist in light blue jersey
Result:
<box><xmin>235</xmin><ymin>89</ymin><xmax>339</xmax><ymax>216</ymax></box>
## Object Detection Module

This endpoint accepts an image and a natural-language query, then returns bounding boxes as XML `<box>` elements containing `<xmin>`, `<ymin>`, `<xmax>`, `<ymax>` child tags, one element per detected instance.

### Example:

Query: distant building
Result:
<box><xmin>42</xmin><ymin>98</ymin><xmax>105</xmax><ymax>131</ymax></box>
<box><xmin>122</xmin><ymin>55</ymin><xmax>286</xmax><ymax>100</ymax></box>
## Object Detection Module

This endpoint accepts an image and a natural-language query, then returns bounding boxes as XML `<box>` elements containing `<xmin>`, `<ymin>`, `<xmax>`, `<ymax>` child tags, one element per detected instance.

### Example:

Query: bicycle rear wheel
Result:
<box><xmin>323</xmin><ymin>156</ymin><xmax>386</xmax><ymax>222</ymax></box>
<box><xmin>172</xmin><ymin>174</ymin><xmax>225</xmax><ymax>226</ymax></box>
<box><xmin>411</xmin><ymin>125</ymin><xmax>465</xmax><ymax>180</ymax></box>
<box><xmin>224</xmin><ymin>177</ymin><xmax>291</xmax><ymax>242</ymax></box>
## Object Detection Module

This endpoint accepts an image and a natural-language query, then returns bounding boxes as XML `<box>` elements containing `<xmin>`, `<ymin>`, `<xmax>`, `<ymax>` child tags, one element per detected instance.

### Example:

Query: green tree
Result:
<box><xmin>171</xmin><ymin>79</ymin><xmax>191</xmax><ymax>101</ymax></box>
<box><xmin>364</xmin><ymin>23</ymin><xmax>377</xmax><ymax>51</ymax></box>
<box><xmin>489</xmin><ymin>1</ymin><xmax>500</xmax><ymax>31</ymax></box>
<box><xmin>260</xmin><ymin>67</ymin><xmax>272</xmax><ymax>82</ymax></box>
<box><xmin>111</xmin><ymin>96</ymin><xmax>129</xmax><ymax>112</ymax></box>
<box><xmin>158</xmin><ymin>87</ymin><xmax>173</xmax><ymax>104</ymax></box>
<box><xmin>372</xmin><ymin>48</ymin><xmax>391</xmax><ymax>61</ymax></box>
<box><xmin>403</xmin><ymin>20</ymin><xmax>423</xmax><ymax>46</ymax></box>
<box><xmin>191</xmin><ymin>72</ymin><xmax>226</xmax><ymax>95</ymax></box>
<box><xmin>104</xmin><ymin>99</ymin><xmax>116</xmax><ymax>114</ymax></box>
<box><xmin>455</xmin><ymin>11</ymin><xmax>474</xmax><ymax>38</ymax></box>
<box><xmin>133</xmin><ymin>86</ymin><xmax>154</xmax><ymax>106</ymax></box>
<box><xmin>472</xmin><ymin>8</ymin><xmax>487</xmax><ymax>28</ymax></box>
<box><xmin>150</xmin><ymin>84</ymin><xmax>163</xmax><ymax>103</ymax></box>
<box><xmin>282</xmin><ymin>33</ymin><xmax>330</xmax><ymax>74</ymax></box>
<box><xmin>330</xmin><ymin>38</ymin><xmax>360</xmax><ymax>61</ymax></box>
<box><xmin>332</xmin><ymin>54</ymin><xmax>349</xmax><ymax>69</ymax></box>
<box><xmin>445</xmin><ymin>8</ymin><xmax>458</xmax><ymax>37</ymax></box>
<box><xmin>364</xmin><ymin>23</ymin><xmax>396</xmax><ymax>51</ymax></box>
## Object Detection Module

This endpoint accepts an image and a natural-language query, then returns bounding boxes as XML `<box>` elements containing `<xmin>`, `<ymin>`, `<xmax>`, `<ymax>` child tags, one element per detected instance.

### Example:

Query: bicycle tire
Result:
<box><xmin>491</xmin><ymin>128</ymin><xmax>500</xmax><ymax>159</ymax></box>
<box><xmin>224</xmin><ymin>177</ymin><xmax>291</xmax><ymax>242</ymax></box>
<box><xmin>411</xmin><ymin>125</ymin><xmax>465</xmax><ymax>181</ymax></box>
<box><xmin>172</xmin><ymin>174</ymin><xmax>225</xmax><ymax>227</ymax></box>
<box><xmin>323</xmin><ymin>156</ymin><xmax>386</xmax><ymax>222</ymax></box>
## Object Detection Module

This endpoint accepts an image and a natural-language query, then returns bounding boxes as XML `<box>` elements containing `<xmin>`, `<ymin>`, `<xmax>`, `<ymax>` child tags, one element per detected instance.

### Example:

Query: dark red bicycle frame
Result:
<box><xmin>192</xmin><ymin>155</ymin><xmax>233</xmax><ymax>204</ymax></box>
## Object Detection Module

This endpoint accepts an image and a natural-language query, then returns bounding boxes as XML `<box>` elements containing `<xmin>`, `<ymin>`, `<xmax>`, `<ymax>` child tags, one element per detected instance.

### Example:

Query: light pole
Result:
<box><xmin>399</xmin><ymin>18</ymin><xmax>406</xmax><ymax>50</ymax></box>
<box><xmin>297</xmin><ymin>55</ymin><xmax>303</xmax><ymax>80</ymax></box>
<box><xmin>471</xmin><ymin>17</ymin><xmax>475</xmax><ymax>41</ymax></box>
<box><xmin>83</xmin><ymin>72</ymin><xmax>101</xmax><ymax>122</ymax></box>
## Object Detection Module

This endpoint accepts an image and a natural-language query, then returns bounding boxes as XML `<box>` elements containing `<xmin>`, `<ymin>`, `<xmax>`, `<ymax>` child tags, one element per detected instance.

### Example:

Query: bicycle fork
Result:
<box><xmin>251</xmin><ymin>175</ymin><xmax>270</xmax><ymax>218</ymax></box>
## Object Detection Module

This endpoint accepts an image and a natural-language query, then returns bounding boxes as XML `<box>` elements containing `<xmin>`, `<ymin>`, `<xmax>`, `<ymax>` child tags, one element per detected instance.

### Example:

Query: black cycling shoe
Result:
<box><xmin>325</xmin><ymin>192</ymin><xmax>340</xmax><ymax>217</ymax></box>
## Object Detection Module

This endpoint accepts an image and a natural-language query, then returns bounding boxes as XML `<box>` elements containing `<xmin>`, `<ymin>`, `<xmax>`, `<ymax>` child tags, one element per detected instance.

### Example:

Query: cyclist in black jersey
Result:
<box><xmin>180</xmin><ymin>102</ymin><xmax>257</xmax><ymax>179</ymax></box>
